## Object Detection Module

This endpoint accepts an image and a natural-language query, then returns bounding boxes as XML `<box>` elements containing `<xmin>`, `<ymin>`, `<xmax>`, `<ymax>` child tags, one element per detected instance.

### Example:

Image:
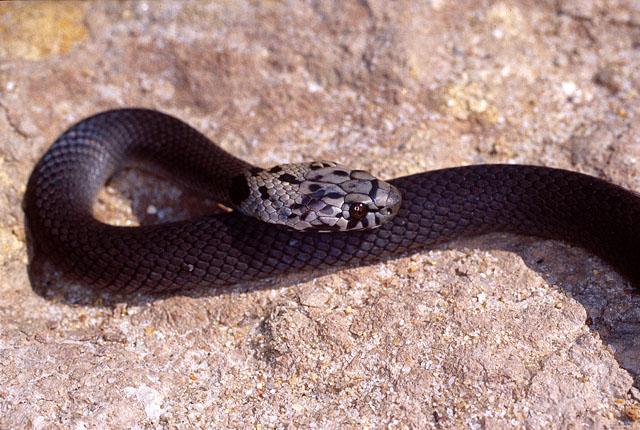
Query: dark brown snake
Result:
<box><xmin>24</xmin><ymin>109</ymin><xmax>640</xmax><ymax>293</ymax></box>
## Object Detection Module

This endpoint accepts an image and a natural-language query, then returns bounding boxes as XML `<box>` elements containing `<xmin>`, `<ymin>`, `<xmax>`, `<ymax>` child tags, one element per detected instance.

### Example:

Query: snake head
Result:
<box><xmin>237</xmin><ymin>161</ymin><xmax>402</xmax><ymax>232</ymax></box>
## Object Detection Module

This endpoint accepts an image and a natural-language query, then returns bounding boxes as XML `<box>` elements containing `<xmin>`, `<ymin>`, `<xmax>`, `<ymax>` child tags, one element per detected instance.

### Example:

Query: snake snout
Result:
<box><xmin>382</xmin><ymin>184</ymin><xmax>402</xmax><ymax>217</ymax></box>
<box><xmin>374</xmin><ymin>183</ymin><xmax>402</xmax><ymax>221</ymax></box>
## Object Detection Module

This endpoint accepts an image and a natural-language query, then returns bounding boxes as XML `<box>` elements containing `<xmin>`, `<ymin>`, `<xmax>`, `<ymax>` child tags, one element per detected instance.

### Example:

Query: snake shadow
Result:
<box><xmin>23</xmin><ymin>169</ymin><xmax>640</xmax><ymax>388</ymax></box>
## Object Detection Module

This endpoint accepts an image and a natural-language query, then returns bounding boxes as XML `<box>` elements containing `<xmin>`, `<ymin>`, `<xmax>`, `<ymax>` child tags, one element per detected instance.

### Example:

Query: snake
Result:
<box><xmin>24</xmin><ymin>108</ymin><xmax>640</xmax><ymax>293</ymax></box>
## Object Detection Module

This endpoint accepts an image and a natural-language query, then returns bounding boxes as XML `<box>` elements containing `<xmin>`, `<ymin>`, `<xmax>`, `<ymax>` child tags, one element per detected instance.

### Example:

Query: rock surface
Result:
<box><xmin>1</xmin><ymin>0</ymin><xmax>640</xmax><ymax>428</ymax></box>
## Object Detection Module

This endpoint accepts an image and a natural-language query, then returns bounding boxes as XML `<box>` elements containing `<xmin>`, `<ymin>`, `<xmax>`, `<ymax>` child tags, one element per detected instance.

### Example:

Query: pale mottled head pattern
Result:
<box><xmin>234</xmin><ymin>161</ymin><xmax>402</xmax><ymax>232</ymax></box>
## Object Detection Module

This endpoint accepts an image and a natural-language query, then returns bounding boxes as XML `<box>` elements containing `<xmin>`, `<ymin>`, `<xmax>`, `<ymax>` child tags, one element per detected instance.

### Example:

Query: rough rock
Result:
<box><xmin>1</xmin><ymin>1</ymin><xmax>639</xmax><ymax>428</ymax></box>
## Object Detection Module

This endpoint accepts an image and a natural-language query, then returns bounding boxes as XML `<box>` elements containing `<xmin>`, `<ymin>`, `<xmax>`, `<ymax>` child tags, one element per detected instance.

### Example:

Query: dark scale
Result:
<box><xmin>229</xmin><ymin>175</ymin><xmax>251</xmax><ymax>206</ymax></box>
<box><xmin>278</xmin><ymin>173</ymin><xmax>302</xmax><ymax>185</ymax></box>
<box><xmin>258</xmin><ymin>185</ymin><xmax>269</xmax><ymax>200</ymax></box>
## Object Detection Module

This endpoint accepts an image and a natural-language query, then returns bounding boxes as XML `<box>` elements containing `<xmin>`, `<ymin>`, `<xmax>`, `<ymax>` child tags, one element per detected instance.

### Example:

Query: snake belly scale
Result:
<box><xmin>24</xmin><ymin>109</ymin><xmax>640</xmax><ymax>293</ymax></box>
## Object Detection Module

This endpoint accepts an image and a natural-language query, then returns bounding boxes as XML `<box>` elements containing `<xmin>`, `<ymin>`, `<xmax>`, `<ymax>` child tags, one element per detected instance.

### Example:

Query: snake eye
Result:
<box><xmin>349</xmin><ymin>202</ymin><xmax>368</xmax><ymax>220</ymax></box>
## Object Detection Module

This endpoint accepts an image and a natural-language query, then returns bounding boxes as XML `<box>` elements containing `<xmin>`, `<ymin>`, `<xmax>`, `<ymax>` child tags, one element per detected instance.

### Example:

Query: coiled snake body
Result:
<box><xmin>24</xmin><ymin>109</ymin><xmax>640</xmax><ymax>293</ymax></box>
